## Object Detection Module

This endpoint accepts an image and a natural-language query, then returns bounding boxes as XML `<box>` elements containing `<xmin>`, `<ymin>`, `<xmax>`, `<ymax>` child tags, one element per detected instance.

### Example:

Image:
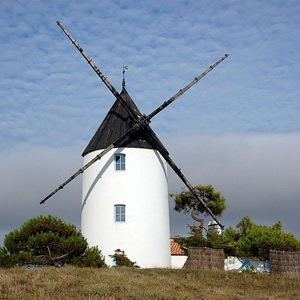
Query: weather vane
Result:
<box><xmin>123</xmin><ymin>65</ymin><xmax>128</xmax><ymax>80</ymax></box>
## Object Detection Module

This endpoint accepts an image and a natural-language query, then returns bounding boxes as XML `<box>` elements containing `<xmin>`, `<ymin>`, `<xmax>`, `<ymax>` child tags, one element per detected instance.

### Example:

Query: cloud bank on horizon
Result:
<box><xmin>1</xmin><ymin>1</ymin><xmax>300</xmax><ymax>245</ymax></box>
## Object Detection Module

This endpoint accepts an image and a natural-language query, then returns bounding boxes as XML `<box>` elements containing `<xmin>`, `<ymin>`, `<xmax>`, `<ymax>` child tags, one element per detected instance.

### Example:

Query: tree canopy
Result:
<box><xmin>0</xmin><ymin>215</ymin><xmax>106</xmax><ymax>268</ymax></box>
<box><xmin>233</xmin><ymin>217</ymin><xmax>300</xmax><ymax>259</ymax></box>
<box><xmin>174</xmin><ymin>216</ymin><xmax>300</xmax><ymax>260</ymax></box>
<box><xmin>171</xmin><ymin>184</ymin><xmax>226</xmax><ymax>217</ymax></box>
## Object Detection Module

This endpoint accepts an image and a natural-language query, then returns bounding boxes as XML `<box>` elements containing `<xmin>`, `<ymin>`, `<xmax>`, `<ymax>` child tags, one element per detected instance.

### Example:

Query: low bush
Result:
<box><xmin>0</xmin><ymin>215</ymin><xmax>106</xmax><ymax>268</ymax></box>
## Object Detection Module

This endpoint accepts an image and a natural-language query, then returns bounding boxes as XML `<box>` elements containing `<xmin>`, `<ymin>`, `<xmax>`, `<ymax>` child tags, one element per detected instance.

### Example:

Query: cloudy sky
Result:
<box><xmin>1</xmin><ymin>0</ymin><xmax>300</xmax><ymax>246</ymax></box>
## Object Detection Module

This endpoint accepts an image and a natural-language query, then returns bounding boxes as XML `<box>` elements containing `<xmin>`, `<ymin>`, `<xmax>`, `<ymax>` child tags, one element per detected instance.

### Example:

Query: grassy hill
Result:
<box><xmin>0</xmin><ymin>266</ymin><xmax>299</xmax><ymax>299</ymax></box>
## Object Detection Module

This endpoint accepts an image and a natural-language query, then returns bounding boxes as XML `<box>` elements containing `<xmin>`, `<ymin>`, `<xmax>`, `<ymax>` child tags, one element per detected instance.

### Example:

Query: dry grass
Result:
<box><xmin>0</xmin><ymin>267</ymin><xmax>300</xmax><ymax>299</ymax></box>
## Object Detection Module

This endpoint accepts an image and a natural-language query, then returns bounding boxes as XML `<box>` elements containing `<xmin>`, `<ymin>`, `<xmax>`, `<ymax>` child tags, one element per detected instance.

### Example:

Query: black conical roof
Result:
<box><xmin>82</xmin><ymin>85</ymin><xmax>157</xmax><ymax>156</ymax></box>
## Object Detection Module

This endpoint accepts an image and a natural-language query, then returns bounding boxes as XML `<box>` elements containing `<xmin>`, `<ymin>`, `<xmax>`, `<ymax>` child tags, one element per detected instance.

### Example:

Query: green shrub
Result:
<box><xmin>110</xmin><ymin>249</ymin><xmax>139</xmax><ymax>268</ymax></box>
<box><xmin>174</xmin><ymin>216</ymin><xmax>300</xmax><ymax>260</ymax></box>
<box><xmin>72</xmin><ymin>246</ymin><xmax>106</xmax><ymax>268</ymax></box>
<box><xmin>0</xmin><ymin>215</ymin><xmax>106</xmax><ymax>268</ymax></box>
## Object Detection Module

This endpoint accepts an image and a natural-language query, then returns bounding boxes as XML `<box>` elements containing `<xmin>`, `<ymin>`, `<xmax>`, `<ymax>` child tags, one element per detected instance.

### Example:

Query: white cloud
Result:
<box><xmin>1</xmin><ymin>134</ymin><xmax>300</xmax><ymax>247</ymax></box>
<box><xmin>166</xmin><ymin>133</ymin><xmax>300</xmax><ymax>238</ymax></box>
<box><xmin>0</xmin><ymin>145</ymin><xmax>83</xmax><ymax>246</ymax></box>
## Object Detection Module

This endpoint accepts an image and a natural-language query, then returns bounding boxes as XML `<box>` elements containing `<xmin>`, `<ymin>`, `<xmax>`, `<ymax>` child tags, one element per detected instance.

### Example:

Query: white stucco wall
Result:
<box><xmin>81</xmin><ymin>147</ymin><xmax>171</xmax><ymax>268</ymax></box>
<box><xmin>171</xmin><ymin>256</ymin><xmax>188</xmax><ymax>269</ymax></box>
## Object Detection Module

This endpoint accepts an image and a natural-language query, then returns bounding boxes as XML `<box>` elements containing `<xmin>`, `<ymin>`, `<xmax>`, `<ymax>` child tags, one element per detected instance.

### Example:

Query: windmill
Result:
<box><xmin>41</xmin><ymin>21</ymin><xmax>229</xmax><ymax>267</ymax></box>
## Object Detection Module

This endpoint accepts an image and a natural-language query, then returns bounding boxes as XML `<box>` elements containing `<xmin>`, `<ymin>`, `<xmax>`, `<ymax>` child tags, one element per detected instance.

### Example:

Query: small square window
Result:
<box><xmin>115</xmin><ymin>154</ymin><xmax>125</xmax><ymax>171</ymax></box>
<box><xmin>115</xmin><ymin>205</ymin><xmax>126</xmax><ymax>222</ymax></box>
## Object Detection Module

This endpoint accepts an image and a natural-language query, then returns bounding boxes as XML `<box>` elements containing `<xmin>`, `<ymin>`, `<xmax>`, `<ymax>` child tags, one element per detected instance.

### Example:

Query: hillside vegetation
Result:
<box><xmin>174</xmin><ymin>216</ymin><xmax>300</xmax><ymax>259</ymax></box>
<box><xmin>1</xmin><ymin>266</ymin><xmax>300</xmax><ymax>299</ymax></box>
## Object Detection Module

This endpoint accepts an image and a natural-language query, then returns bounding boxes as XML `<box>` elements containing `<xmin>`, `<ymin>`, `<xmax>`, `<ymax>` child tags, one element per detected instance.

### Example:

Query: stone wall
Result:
<box><xmin>183</xmin><ymin>247</ymin><xmax>224</xmax><ymax>270</ymax></box>
<box><xmin>270</xmin><ymin>250</ymin><xmax>300</xmax><ymax>275</ymax></box>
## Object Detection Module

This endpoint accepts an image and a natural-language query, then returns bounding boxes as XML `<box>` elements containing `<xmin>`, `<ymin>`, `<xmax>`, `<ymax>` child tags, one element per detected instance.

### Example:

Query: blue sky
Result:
<box><xmin>1</xmin><ymin>0</ymin><xmax>300</xmax><ymax>245</ymax></box>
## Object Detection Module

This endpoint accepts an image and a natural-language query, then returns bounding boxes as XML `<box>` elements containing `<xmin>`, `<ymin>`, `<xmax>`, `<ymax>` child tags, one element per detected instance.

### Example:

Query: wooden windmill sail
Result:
<box><xmin>41</xmin><ymin>21</ymin><xmax>229</xmax><ymax>231</ymax></box>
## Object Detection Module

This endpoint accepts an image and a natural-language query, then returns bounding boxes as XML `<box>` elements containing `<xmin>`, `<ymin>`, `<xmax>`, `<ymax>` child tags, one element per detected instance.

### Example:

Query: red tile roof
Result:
<box><xmin>170</xmin><ymin>239</ymin><xmax>186</xmax><ymax>256</ymax></box>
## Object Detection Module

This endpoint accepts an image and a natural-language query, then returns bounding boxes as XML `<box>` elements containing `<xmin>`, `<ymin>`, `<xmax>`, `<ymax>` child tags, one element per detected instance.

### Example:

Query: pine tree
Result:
<box><xmin>0</xmin><ymin>215</ymin><xmax>106</xmax><ymax>268</ymax></box>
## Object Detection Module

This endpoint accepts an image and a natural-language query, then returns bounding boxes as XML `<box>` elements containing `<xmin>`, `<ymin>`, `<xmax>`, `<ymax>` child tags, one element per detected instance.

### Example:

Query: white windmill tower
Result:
<box><xmin>81</xmin><ymin>78</ymin><xmax>171</xmax><ymax>267</ymax></box>
<box><xmin>41</xmin><ymin>21</ymin><xmax>228</xmax><ymax>268</ymax></box>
